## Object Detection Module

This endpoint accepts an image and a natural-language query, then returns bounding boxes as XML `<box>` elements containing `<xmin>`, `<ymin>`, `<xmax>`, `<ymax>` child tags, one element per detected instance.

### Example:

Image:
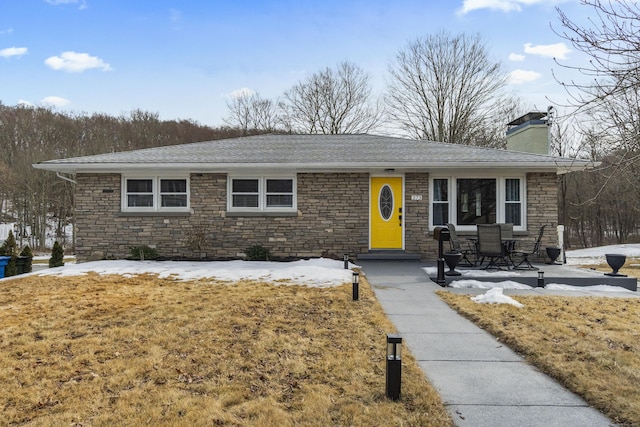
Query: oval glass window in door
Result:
<box><xmin>379</xmin><ymin>184</ymin><xmax>394</xmax><ymax>221</ymax></box>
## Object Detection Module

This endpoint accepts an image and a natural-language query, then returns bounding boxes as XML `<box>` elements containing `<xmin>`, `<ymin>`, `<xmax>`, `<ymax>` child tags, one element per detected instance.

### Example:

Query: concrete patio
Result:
<box><xmin>426</xmin><ymin>259</ymin><xmax>638</xmax><ymax>291</ymax></box>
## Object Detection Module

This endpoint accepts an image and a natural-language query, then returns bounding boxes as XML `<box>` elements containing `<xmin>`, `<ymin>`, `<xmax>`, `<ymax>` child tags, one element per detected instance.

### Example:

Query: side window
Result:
<box><xmin>231</xmin><ymin>179</ymin><xmax>260</xmax><ymax>208</ymax></box>
<box><xmin>228</xmin><ymin>176</ymin><xmax>296</xmax><ymax>211</ymax></box>
<box><xmin>126</xmin><ymin>179</ymin><xmax>154</xmax><ymax>208</ymax></box>
<box><xmin>160</xmin><ymin>179</ymin><xmax>188</xmax><ymax>207</ymax></box>
<box><xmin>265</xmin><ymin>179</ymin><xmax>294</xmax><ymax>208</ymax></box>
<box><xmin>123</xmin><ymin>177</ymin><xmax>189</xmax><ymax>212</ymax></box>
<box><xmin>432</xmin><ymin>178</ymin><xmax>449</xmax><ymax>226</ymax></box>
<box><xmin>505</xmin><ymin>178</ymin><xmax>522</xmax><ymax>226</ymax></box>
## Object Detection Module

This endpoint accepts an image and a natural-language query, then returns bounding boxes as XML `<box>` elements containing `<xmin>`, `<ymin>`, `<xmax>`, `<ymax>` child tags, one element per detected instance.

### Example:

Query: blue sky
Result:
<box><xmin>1</xmin><ymin>0</ymin><xmax>589</xmax><ymax>127</ymax></box>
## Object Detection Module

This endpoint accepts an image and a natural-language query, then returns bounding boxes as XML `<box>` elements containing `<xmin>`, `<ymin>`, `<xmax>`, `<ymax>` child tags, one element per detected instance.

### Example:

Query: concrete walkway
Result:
<box><xmin>359</xmin><ymin>260</ymin><xmax>617</xmax><ymax>427</ymax></box>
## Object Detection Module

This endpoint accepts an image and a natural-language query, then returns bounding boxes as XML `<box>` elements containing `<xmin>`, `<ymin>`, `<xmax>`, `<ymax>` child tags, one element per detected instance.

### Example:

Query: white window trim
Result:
<box><xmin>429</xmin><ymin>175</ymin><xmax>527</xmax><ymax>232</ymax></box>
<box><xmin>227</xmin><ymin>175</ymin><xmax>297</xmax><ymax>212</ymax></box>
<box><xmin>122</xmin><ymin>175</ymin><xmax>190</xmax><ymax>213</ymax></box>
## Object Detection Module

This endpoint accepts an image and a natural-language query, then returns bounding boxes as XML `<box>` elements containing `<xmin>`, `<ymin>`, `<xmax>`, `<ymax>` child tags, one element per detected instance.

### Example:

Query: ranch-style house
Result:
<box><xmin>33</xmin><ymin>132</ymin><xmax>594</xmax><ymax>262</ymax></box>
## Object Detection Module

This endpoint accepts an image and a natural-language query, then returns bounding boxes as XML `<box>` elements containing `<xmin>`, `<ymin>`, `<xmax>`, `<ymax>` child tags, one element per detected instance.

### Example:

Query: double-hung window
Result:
<box><xmin>228</xmin><ymin>176</ymin><xmax>296</xmax><ymax>212</ymax></box>
<box><xmin>504</xmin><ymin>178</ymin><xmax>523</xmax><ymax>226</ymax></box>
<box><xmin>123</xmin><ymin>176</ymin><xmax>189</xmax><ymax>212</ymax></box>
<box><xmin>430</xmin><ymin>176</ymin><xmax>525</xmax><ymax>231</ymax></box>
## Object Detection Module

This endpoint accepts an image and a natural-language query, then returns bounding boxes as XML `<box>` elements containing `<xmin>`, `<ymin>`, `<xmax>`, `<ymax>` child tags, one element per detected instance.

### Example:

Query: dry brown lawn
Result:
<box><xmin>438</xmin><ymin>290</ymin><xmax>640</xmax><ymax>426</ymax></box>
<box><xmin>0</xmin><ymin>272</ymin><xmax>453</xmax><ymax>426</ymax></box>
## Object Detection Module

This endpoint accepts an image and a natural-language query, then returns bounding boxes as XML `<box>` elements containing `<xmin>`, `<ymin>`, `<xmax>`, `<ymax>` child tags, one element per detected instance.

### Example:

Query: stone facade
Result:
<box><xmin>75</xmin><ymin>172</ymin><xmax>372</xmax><ymax>262</ymax></box>
<box><xmin>74</xmin><ymin>171</ymin><xmax>558</xmax><ymax>262</ymax></box>
<box><xmin>525</xmin><ymin>172</ymin><xmax>559</xmax><ymax>251</ymax></box>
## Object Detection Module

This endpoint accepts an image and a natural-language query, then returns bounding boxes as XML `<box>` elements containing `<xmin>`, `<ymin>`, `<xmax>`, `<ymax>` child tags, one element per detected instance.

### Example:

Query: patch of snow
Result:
<box><xmin>545</xmin><ymin>283</ymin><xmax>635</xmax><ymax>293</ymax></box>
<box><xmin>471</xmin><ymin>288</ymin><xmax>524</xmax><ymax>307</ymax></box>
<box><xmin>448</xmin><ymin>280</ymin><xmax>533</xmax><ymax>290</ymax></box>
<box><xmin>34</xmin><ymin>258</ymin><xmax>357</xmax><ymax>288</ymax></box>
<box><xmin>565</xmin><ymin>244</ymin><xmax>640</xmax><ymax>266</ymax></box>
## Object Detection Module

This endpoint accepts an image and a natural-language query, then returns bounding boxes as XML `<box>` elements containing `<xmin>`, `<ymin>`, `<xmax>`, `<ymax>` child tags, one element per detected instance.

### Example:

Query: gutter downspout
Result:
<box><xmin>56</xmin><ymin>172</ymin><xmax>77</xmax><ymax>184</ymax></box>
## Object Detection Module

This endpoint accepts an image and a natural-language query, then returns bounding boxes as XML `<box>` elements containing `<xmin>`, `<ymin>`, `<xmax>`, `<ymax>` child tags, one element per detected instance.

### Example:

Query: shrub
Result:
<box><xmin>49</xmin><ymin>241</ymin><xmax>65</xmax><ymax>268</ymax></box>
<box><xmin>0</xmin><ymin>230</ymin><xmax>18</xmax><ymax>276</ymax></box>
<box><xmin>245</xmin><ymin>245</ymin><xmax>270</xmax><ymax>261</ymax></box>
<box><xmin>19</xmin><ymin>245</ymin><xmax>33</xmax><ymax>273</ymax></box>
<box><xmin>129</xmin><ymin>245</ymin><xmax>159</xmax><ymax>260</ymax></box>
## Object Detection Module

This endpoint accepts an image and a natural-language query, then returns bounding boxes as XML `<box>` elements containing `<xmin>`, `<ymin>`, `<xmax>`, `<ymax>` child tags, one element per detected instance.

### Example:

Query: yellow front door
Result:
<box><xmin>370</xmin><ymin>177</ymin><xmax>403</xmax><ymax>249</ymax></box>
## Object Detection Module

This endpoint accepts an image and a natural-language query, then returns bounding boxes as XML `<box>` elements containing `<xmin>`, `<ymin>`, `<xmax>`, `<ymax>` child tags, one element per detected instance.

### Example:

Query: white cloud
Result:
<box><xmin>0</xmin><ymin>47</ymin><xmax>28</xmax><ymax>58</ymax></box>
<box><xmin>509</xmin><ymin>53</ymin><xmax>526</xmax><ymax>62</ymax></box>
<box><xmin>458</xmin><ymin>0</ymin><xmax>568</xmax><ymax>14</ymax></box>
<box><xmin>507</xmin><ymin>69</ymin><xmax>542</xmax><ymax>84</ymax></box>
<box><xmin>0</xmin><ymin>28</ymin><xmax>14</xmax><ymax>35</ymax></box>
<box><xmin>44</xmin><ymin>51</ymin><xmax>112</xmax><ymax>72</ymax></box>
<box><xmin>524</xmin><ymin>42</ymin><xmax>570</xmax><ymax>59</ymax></box>
<box><xmin>227</xmin><ymin>88</ymin><xmax>255</xmax><ymax>99</ymax></box>
<box><xmin>17</xmin><ymin>100</ymin><xmax>34</xmax><ymax>107</ymax></box>
<box><xmin>45</xmin><ymin>0</ymin><xmax>87</xmax><ymax>10</ymax></box>
<box><xmin>41</xmin><ymin>96</ymin><xmax>71</xmax><ymax>107</ymax></box>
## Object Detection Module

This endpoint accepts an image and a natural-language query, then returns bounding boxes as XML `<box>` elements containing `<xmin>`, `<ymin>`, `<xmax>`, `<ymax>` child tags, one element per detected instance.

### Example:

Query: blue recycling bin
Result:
<box><xmin>0</xmin><ymin>256</ymin><xmax>11</xmax><ymax>278</ymax></box>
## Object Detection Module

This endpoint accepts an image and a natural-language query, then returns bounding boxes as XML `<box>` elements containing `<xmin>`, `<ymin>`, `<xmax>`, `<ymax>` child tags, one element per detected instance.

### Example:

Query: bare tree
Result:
<box><xmin>223</xmin><ymin>92</ymin><xmax>279</xmax><ymax>135</ymax></box>
<box><xmin>280</xmin><ymin>61</ymin><xmax>383</xmax><ymax>134</ymax></box>
<box><xmin>385</xmin><ymin>31</ymin><xmax>512</xmax><ymax>145</ymax></box>
<box><xmin>554</xmin><ymin>0</ymin><xmax>640</xmax><ymax>111</ymax></box>
<box><xmin>555</xmin><ymin>0</ymin><xmax>640</xmax><ymax>206</ymax></box>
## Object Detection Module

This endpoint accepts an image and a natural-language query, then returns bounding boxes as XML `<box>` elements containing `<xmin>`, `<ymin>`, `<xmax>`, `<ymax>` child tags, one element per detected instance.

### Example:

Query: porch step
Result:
<box><xmin>357</xmin><ymin>251</ymin><xmax>422</xmax><ymax>261</ymax></box>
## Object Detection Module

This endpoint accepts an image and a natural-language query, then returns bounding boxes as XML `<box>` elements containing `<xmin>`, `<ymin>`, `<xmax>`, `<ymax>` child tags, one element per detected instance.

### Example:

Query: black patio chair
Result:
<box><xmin>476</xmin><ymin>224</ymin><xmax>510</xmax><ymax>270</ymax></box>
<box><xmin>499</xmin><ymin>222</ymin><xmax>516</xmax><ymax>255</ymax></box>
<box><xmin>512</xmin><ymin>225</ymin><xmax>547</xmax><ymax>270</ymax></box>
<box><xmin>446</xmin><ymin>223</ymin><xmax>476</xmax><ymax>267</ymax></box>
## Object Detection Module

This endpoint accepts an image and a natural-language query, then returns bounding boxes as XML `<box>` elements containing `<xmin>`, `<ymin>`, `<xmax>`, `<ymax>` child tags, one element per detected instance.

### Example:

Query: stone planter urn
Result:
<box><xmin>444</xmin><ymin>252</ymin><xmax>463</xmax><ymax>276</ymax></box>
<box><xmin>605</xmin><ymin>254</ymin><xmax>627</xmax><ymax>277</ymax></box>
<box><xmin>546</xmin><ymin>247</ymin><xmax>561</xmax><ymax>265</ymax></box>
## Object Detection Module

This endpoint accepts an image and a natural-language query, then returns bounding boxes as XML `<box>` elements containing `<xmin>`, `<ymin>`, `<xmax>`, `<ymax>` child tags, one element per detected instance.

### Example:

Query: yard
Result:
<box><xmin>4</xmin><ymin>254</ymin><xmax>640</xmax><ymax>426</ymax></box>
<box><xmin>438</xmin><ymin>275</ymin><xmax>640</xmax><ymax>426</ymax></box>
<box><xmin>0</xmin><ymin>268</ymin><xmax>453</xmax><ymax>426</ymax></box>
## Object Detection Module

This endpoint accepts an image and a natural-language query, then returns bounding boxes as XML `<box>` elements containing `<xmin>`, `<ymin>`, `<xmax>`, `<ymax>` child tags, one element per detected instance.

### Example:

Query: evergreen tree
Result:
<box><xmin>20</xmin><ymin>245</ymin><xmax>33</xmax><ymax>273</ymax></box>
<box><xmin>0</xmin><ymin>230</ymin><xmax>18</xmax><ymax>276</ymax></box>
<box><xmin>49</xmin><ymin>241</ymin><xmax>65</xmax><ymax>268</ymax></box>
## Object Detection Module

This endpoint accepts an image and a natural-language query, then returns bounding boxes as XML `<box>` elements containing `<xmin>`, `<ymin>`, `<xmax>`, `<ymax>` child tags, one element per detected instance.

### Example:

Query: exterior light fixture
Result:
<box><xmin>352</xmin><ymin>272</ymin><xmax>359</xmax><ymax>301</ymax></box>
<box><xmin>344</xmin><ymin>253</ymin><xmax>349</xmax><ymax>269</ymax></box>
<box><xmin>538</xmin><ymin>271</ymin><xmax>545</xmax><ymax>288</ymax></box>
<box><xmin>386</xmin><ymin>334</ymin><xmax>402</xmax><ymax>400</ymax></box>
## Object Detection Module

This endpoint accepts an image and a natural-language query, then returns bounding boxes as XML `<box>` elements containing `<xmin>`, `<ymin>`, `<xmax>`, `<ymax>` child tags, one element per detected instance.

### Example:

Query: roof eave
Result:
<box><xmin>33</xmin><ymin>160</ymin><xmax>596</xmax><ymax>174</ymax></box>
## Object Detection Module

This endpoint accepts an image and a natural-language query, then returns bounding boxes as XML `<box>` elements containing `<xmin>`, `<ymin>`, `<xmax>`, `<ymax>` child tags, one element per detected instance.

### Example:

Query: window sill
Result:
<box><xmin>226</xmin><ymin>211</ymin><xmax>298</xmax><ymax>217</ymax></box>
<box><xmin>119</xmin><ymin>211</ymin><xmax>190</xmax><ymax>217</ymax></box>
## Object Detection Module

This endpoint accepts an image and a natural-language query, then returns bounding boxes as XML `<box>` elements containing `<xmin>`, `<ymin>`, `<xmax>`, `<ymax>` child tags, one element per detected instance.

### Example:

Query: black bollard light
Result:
<box><xmin>537</xmin><ymin>271</ymin><xmax>545</xmax><ymax>288</ymax></box>
<box><xmin>352</xmin><ymin>272</ymin><xmax>359</xmax><ymax>301</ymax></box>
<box><xmin>386</xmin><ymin>334</ymin><xmax>402</xmax><ymax>400</ymax></box>
<box><xmin>344</xmin><ymin>253</ymin><xmax>349</xmax><ymax>269</ymax></box>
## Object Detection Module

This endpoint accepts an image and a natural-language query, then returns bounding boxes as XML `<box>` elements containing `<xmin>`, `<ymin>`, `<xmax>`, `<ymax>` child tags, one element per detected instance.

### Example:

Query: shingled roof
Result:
<box><xmin>33</xmin><ymin>134</ymin><xmax>595</xmax><ymax>174</ymax></box>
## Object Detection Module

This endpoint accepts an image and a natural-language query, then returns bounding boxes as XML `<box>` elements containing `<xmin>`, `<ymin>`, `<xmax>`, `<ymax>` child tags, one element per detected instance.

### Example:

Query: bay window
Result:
<box><xmin>430</xmin><ymin>176</ymin><xmax>525</xmax><ymax>230</ymax></box>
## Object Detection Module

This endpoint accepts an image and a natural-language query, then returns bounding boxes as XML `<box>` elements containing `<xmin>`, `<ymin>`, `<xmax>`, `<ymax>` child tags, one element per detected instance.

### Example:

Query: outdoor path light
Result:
<box><xmin>344</xmin><ymin>253</ymin><xmax>349</xmax><ymax>269</ymax></box>
<box><xmin>538</xmin><ymin>271</ymin><xmax>545</xmax><ymax>288</ymax></box>
<box><xmin>352</xmin><ymin>272</ymin><xmax>359</xmax><ymax>301</ymax></box>
<box><xmin>386</xmin><ymin>334</ymin><xmax>402</xmax><ymax>400</ymax></box>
